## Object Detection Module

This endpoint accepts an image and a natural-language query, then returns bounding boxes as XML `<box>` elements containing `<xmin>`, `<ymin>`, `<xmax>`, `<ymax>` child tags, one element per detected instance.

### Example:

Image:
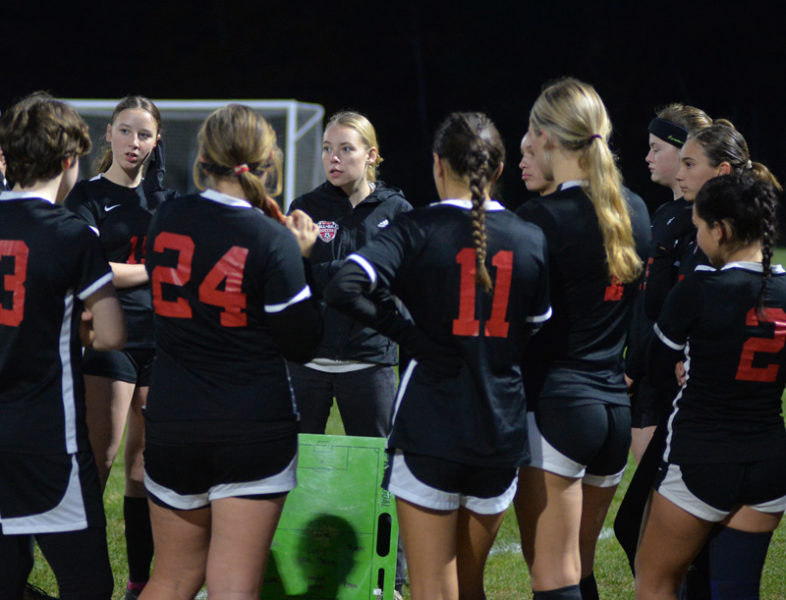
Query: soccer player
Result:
<box><xmin>514</xmin><ymin>77</ymin><xmax>650</xmax><ymax>600</ymax></box>
<box><xmin>325</xmin><ymin>111</ymin><xmax>551</xmax><ymax>600</ymax></box>
<box><xmin>0</xmin><ymin>92</ymin><xmax>125</xmax><ymax>600</ymax></box>
<box><xmin>64</xmin><ymin>95</ymin><xmax>176</xmax><ymax>598</ymax></box>
<box><xmin>140</xmin><ymin>104</ymin><xmax>321</xmax><ymax>600</ymax></box>
<box><xmin>636</xmin><ymin>170</ymin><xmax>786</xmax><ymax>600</ymax></box>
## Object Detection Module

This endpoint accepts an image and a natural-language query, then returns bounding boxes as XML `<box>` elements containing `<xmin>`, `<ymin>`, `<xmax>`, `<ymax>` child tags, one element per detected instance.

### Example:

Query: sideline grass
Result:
<box><xmin>29</xmin><ymin>376</ymin><xmax>786</xmax><ymax>598</ymax></box>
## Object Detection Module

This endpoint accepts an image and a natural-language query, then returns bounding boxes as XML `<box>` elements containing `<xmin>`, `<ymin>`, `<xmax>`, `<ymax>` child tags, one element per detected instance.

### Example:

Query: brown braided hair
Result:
<box><xmin>432</xmin><ymin>112</ymin><xmax>504</xmax><ymax>293</ymax></box>
<box><xmin>694</xmin><ymin>171</ymin><xmax>781</xmax><ymax>317</ymax></box>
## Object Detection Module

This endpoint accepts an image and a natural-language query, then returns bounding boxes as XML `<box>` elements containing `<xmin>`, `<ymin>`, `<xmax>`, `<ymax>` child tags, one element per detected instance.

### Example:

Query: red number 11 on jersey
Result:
<box><xmin>452</xmin><ymin>247</ymin><xmax>512</xmax><ymax>337</ymax></box>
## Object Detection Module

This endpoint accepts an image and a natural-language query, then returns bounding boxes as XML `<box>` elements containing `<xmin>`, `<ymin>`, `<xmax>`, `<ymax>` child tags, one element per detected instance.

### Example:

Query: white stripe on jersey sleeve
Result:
<box><xmin>264</xmin><ymin>285</ymin><xmax>312</xmax><ymax>314</ymax></box>
<box><xmin>347</xmin><ymin>253</ymin><xmax>377</xmax><ymax>292</ymax></box>
<box><xmin>653</xmin><ymin>322</ymin><xmax>685</xmax><ymax>351</ymax></box>
<box><xmin>527</xmin><ymin>306</ymin><xmax>553</xmax><ymax>323</ymax></box>
<box><xmin>77</xmin><ymin>271</ymin><xmax>114</xmax><ymax>301</ymax></box>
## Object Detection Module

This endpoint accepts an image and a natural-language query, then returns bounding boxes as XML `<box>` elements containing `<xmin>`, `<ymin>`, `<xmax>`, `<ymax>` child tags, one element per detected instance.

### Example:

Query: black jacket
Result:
<box><xmin>289</xmin><ymin>181</ymin><xmax>412</xmax><ymax>364</ymax></box>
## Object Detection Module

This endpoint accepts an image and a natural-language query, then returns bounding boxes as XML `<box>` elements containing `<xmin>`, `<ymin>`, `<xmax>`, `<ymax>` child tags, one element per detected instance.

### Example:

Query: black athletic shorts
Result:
<box><xmin>383</xmin><ymin>449</ymin><xmax>517</xmax><ymax>515</ymax></box>
<box><xmin>655</xmin><ymin>456</ymin><xmax>786</xmax><ymax>522</ymax></box>
<box><xmin>527</xmin><ymin>403</ymin><xmax>631</xmax><ymax>486</ymax></box>
<box><xmin>0</xmin><ymin>451</ymin><xmax>105</xmax><ymax>534</ymax></box>
<box><xmin>631</xmin><ymin>378</ymin><xmax>674</xmax><ymax>429</ymax></box>
<box><xmin>144</xmin><ymin>432</ymin><xmax>298</xmax><ymax>510</ymax></box>
<box><xmin>82</xmin><ymin>347</ymin><xmax>154</xmax><ymax>386</ymax></box>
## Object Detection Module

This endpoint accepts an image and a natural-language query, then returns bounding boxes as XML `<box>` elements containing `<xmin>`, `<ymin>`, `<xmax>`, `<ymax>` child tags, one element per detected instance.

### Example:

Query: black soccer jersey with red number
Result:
<box><xmin>65</xmin><ymin>175</ymin><xmax>172</xmax><ymax>348</ymax></box>
<box><xmin>517</xmin><ymin>182</ymin><xmax>651</xmax><ymax>408</ymax></box>
<box><xmin>144</xmin><ymin>189</ymin><xmax>318</xmax><ymax>428</ymax></box>
<box><xmin>0</xmin><ymin>192</ymin><xmax>113</xmax><ymax>454</ymax></box>
<box><xmin>346</xmin><ymin>199</ymin><xmax>551</xmax><ymax>467</ymax></box>
<box><xmin>654</xmin><ymin>262</ymin><xmax>786</xmax><ymax>464</ymax></box>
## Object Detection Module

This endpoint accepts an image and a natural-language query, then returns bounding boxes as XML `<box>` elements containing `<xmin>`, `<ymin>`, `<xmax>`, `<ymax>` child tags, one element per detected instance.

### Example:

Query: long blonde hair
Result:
<box><xmin>530</xmin><ymin>78</ymin><xmax>642</xmax><ymax>283</ymax></box>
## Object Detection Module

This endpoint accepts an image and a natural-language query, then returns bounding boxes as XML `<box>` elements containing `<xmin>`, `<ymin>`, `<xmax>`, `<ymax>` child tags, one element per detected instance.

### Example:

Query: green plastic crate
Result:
<box><xmin>261</xmin><ymin>434</ymin><xmax>399</xmax><ymax>599</ymax></box>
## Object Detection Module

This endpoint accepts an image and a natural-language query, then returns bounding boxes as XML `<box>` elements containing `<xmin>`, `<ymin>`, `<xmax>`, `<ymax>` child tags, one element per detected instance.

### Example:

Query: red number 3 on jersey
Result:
<box><xmin>735</xmin><ymin>307</ymin><xmax>786</xmax><ymax>382</ymax></box>
<box><xmin>151</xmin><ymin>232</ymin><xmax>249</xmax><ymax>327</ymax></box>
<box><xmin>0</xmin><ymin>240</ymin><xmax>29</xmax><ymax>327</ymax></box>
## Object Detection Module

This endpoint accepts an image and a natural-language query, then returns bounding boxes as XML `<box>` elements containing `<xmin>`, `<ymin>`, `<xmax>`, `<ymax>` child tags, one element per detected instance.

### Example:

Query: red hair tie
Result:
<box><xmin>233</xmin><ymin>164</ymin><xmax>249</xmax><ymax>175</ymax></box>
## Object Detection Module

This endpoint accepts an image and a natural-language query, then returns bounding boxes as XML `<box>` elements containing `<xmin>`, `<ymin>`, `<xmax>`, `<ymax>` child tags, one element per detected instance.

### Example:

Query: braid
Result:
<box><xmin>468</xmin><ymin>155</ymin><xmax>492</xmax><ymax>293</ymax></box>
<box><xmin>756</xmin><ymin>193</ymin><xmax>777</xmax><ymax>318</ymax></box>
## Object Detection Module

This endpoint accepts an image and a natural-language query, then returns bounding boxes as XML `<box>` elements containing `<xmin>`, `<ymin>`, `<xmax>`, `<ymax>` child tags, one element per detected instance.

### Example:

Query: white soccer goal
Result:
<box><xmin>65</xmin><ymin>99</ymin><xmax>325</xmax><ymax>211</ymax></box>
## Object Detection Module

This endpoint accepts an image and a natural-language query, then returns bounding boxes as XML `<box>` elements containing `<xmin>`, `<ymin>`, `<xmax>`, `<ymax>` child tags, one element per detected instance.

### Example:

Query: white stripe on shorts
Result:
<box><xmin>144</xmin><ymin>452</ymin><xmax>298</xmax><ymax>510</ymax></box>
<box><xmin>386</xmin><ymin>450</ymin><xmax>517</xmax><ymax>515</ymax></box>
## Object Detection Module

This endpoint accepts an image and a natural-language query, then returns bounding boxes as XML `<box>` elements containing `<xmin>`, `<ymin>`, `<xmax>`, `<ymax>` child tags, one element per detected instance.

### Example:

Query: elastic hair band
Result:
<box><xmin>648</xmin><ymin>117</ymin><xmax>687</xmax><ymax>148</ymax></box>
<box><xmin>746</xmin><ymin>159</ymin><xmax>753</xmax><ymax>169</ymax></box>
<box><xmin>590</xmin><ymin>134</ymin><xmax>603</xmax><ymax>141</ymax></box>
<box><xmin>201</xmin><ymin>161</ymin><xmax>265</xmax><ymax>177</ymax></box>
<box><xmin>233</xmin><ymin>164</ymin><xmax>250</xmax><ymax>175</ymax></box>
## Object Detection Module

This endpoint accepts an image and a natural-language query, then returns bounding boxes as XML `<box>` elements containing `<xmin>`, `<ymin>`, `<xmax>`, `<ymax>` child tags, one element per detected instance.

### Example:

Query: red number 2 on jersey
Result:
<box><xmin>735</xmin><ymin>307</ymin><xmax>786</xmax><ymax>382</ymax></box>
<box><xmin>452</xmin><ymin>247</ymin><xmax>513</xmax><ymax>337</ymax></box>
<box><xmin>0</xmin><ymin>240</ymin><xmax>29</xmax><ymax>327</ymax></box>
<box><xmin>151</xmin><ymin>232</ymin><xmax>249</xmax><ymax>327</ymax></box>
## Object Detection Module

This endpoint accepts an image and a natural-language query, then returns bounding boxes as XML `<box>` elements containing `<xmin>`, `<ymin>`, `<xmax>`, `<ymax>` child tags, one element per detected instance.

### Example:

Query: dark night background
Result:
<box><xmin>3</xmin><ymin>1</ymin><xmax>785</xmax><ymax>215</ymax></box>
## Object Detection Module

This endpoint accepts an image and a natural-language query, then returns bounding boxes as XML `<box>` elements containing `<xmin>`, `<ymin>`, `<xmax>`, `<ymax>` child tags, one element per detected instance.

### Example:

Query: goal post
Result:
<box><xmin>64</xmin><ymin>99</ymin><xmax>325</xmax><ymax>211</ymax></box>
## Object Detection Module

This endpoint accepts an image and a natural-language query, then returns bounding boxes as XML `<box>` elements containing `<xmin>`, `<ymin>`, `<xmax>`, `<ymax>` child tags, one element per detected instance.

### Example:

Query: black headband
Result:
<box><xmin>648</xmin><ymin>118</ymin><xmax>688</xmax><ymax>148</ymax></box>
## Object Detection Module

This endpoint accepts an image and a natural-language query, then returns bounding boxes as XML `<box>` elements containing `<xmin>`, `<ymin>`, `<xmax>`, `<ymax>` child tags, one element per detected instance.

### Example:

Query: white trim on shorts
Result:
<box><xmin>657</xmin><ymin>463</ymin><xmax>786</xmax><ymax>522</ymax></box>
<box><xmin>526</xmin><ymin>412</ymin><xmax>625</xmax><ymax>488</ymax></box>
<box><xmin>0</xmin><ymin>455</ymin><xmax>88</xmax><ymax>534</ymax></box>
<box><xmin>385</xmin><ymin>450</ymin><xmax>517</xmax><ymax>515</ymax></box>
<box><xmin>144</xmin><ymin>452</ymin><xmax>298</xmax><ymax>511</ymax></box>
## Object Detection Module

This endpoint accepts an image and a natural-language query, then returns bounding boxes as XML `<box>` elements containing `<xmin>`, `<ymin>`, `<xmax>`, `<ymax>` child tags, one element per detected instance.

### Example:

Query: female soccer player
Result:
<box><xmin>325</xmin><ymin>112</ymin><xmax>551</xmax><ymax>600</ymax></box>
<box><xmin>140</xmin><ymin>104</ymin><xmax>321</xmax><ymax>600</ymax></box>
<box><xmin>64</xmin><ymin>95</ymin><xmax>175</xmax><ymax>598</ymax></box>
<box><xmin>519</xmin><ymin>130</ymin><xmax>557</xmax><ymax>196</ymax></box>
<box><xmin>287</xmin><ymin>111</ymin><xmax>411</xmax><ymax>437</ymax></box>
<box><xmin>635</xmin><ymin>170</ymin><xmax>786</xmax><ymax>600</ymax></box>
<box><xmin>514</xmin><ymin>78</ymin><xmax>650</xmax><ymax>600</ymax></box>
<box><xmin>0</xmin><ymin>93</ymin><xmax>125</xmax><ymax>600</ymax></box>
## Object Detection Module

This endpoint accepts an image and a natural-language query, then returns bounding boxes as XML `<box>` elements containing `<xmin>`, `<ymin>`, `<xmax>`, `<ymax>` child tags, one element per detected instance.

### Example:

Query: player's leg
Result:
<box><xmin>515</xmin><ymin>466</ymin><xmax>582</xmax><ymax>594</ymax></box>
<box><xmin>36</xmin><ymin>527</ymin><xmax>114</xmax><ymax>600</ymax></box>
<box><xmin>84</xmin><ymin>374</ymin><xmax>135</xmax><ymax>488</ymax></box>
<box><xmin>634</xmin><ymin>490</ymin><xmax>713</xmax><ymax>599</ymax></box>
<box><xmin>455</xmin><ymin>507</ymin><xmax>506</xmax><ymax>600</ymax></box>
<box><xmin>396</xmin><ymin>498</ymin><xmax>459</xmax><ymax>600</ymax></box>
<box><xmin>0</xmin><ymin>532</ymin><xmax>35</xmax><ymax>599</ymax></box>
<box><xmin>124</xmin><ymin>383</ymin><xmax>153</xmax><ymax>598</ymax></box>
<box><xmin>138</xmin><ymin>501</ymin><xmax>210</xmax><ymax>600</ymax></box>
<box><xmin>286</xmin><ymin>362</ymin><xmax>335</xmax><ymax>434</ymax></box>
<box><xmin>579</xmin><ymin>403</ymin><xmax>630</xmax><ymax>598</ymax></box>
<box><xmin>204</xmin><ymin>495</ymin><xmax>287</xmax><ymax>600</ymax></box>
<box><xmin>334</xmin><ymin>365</ymin><xmax>397</xmax><ymax>437</ymax></box>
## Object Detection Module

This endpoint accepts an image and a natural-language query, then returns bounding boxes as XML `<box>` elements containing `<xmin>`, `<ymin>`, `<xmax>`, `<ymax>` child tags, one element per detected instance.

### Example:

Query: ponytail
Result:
<box><xmin>584</xmin><ymin>135</ymin><xmax>642</xmax><ymax>283</ymax></box>
<box><xmin>531</xmin><ymin>77</ymin><xmax>642</xmax><ymax>283</ymax></box>
<box><xmin>194</xmin><ymin>104</ymin><xmax>284</xmax><ymax>223</ymax></box>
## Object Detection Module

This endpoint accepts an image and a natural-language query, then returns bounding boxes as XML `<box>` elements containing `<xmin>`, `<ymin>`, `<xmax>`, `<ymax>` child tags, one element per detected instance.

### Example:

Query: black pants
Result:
<box><xmin>0</xmin><ymin>527</ymin><xmax>113</xmax><ymax>600</ymax></box>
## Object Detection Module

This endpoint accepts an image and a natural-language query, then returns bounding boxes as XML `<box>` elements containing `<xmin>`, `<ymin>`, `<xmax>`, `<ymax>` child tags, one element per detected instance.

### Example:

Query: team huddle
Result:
<box><xmin>0</xmin><ymin>77</ymin><xmax>784</xmax><ymax>600</ymax></box>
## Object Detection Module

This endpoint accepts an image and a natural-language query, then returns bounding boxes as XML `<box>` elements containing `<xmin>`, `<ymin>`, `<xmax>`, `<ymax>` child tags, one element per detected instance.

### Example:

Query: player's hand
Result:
<box><xmin>286</xmin><ymin>210</ymin><xmax>319</xmax><ymax>257</ymax></box>
<box><xmin>675</xmin><ymin>361</ymin><xmax>686</xmax><ymax>386</ymax></box>
<box><xmin>79</xmin><ymin>308</ymin><xmax>96</xmax><ymax>347</ymax></box>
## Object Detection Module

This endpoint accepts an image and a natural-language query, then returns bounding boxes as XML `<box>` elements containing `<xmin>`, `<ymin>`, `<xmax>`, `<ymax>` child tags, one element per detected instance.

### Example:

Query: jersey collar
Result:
<box><xmin>437</xmin><ymin>198</ymin><xmax>505</xmax><ymax>211</ymax></box>
<box><xmin>557</xmin><ymin>180</ymin><xmax>585</xmax><ymax>191</ymax></box>
<box><xmin>201</xmin><ymin>188</ymin><xmax>253</xmax><ymax>208</ymax></box>
<box><xmin>0</xmin><ymin>190</ymin><xmax>53</xmax><ymax>204</ymax></box>
<box><xmin>716</xmin><ymin>261</ymin><xmax>786</xmax><ymax>274</ymax></box>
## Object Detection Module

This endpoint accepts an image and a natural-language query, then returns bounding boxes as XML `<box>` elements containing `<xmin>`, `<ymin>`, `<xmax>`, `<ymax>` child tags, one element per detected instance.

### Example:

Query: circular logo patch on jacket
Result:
<box><xmin>317</xmin><ymin>221</ymin><xmax>339</xmax><ymax>242</ymax></box>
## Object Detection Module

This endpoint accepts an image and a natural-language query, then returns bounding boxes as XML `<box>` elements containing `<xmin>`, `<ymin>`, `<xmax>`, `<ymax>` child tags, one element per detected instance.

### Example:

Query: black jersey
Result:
<box><xmin>144</xmin><ymin>189</ymin><xmax>321</xmax><ymax>433</ymax></box>
<box><xmin>517</xmin><ymin>182</ymin><xmax>651</xmax><ymax>408</ymax></box>
<box><xmin>326</xmin><ymin>199</ymin><xmax>551</xmax><ymax>467</ymax></box>
<box><xmin>64</xmin><ymin>175</ymin><xmax>173</xmax><ymax>349</ymax></box>
<box><xmin>0</xmin><ymin>192</ymin><xmax>113</xmax><ymax>454</ymax></box>
<box><xmin>652</xmin><ymin>263</ymin><xmax>786</xmax><ymax>464</ymax></box>
<box><xmin>643</xmin><ymin>197</ymin><xmax>709</xmax><ymax>321</ymax></box>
